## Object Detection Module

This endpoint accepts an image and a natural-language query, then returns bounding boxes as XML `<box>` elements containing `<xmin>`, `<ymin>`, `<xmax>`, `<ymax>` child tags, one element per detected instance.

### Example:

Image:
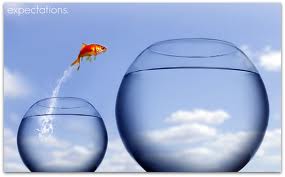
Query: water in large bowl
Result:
<box><xmin>17</xmin><ymin>97</ymin><xmax>108</xmax><ymax>172</ymax></box>
<box><xmin>116</xmin><ymin>38</ymin><xmax>269</xmax><ymax>172</ymax></box>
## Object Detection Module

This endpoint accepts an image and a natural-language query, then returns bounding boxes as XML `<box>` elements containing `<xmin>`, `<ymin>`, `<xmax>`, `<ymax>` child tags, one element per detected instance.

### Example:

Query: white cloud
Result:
<box><xmin>143</xmin><ymin>109</ymin><xmax>281</xmax><ymax>172</ymax></box>
<box><xmin>146</xmin><ymin>109</ymin><xmax>228</xmax><ymax>144</ymax></box>
<box><xmin>178</xmin><ymin>131</ymin><xmax>255</xmax><ymax>168</ymax></box>
<box><xmin>4</xmin><ymin>128</ymin><xmax>29</xmax><ymax>172</ymax></box>
<box><xmin>240</xmin><ymin>45</ymin><xmax>281</xmax><ymax>72</ymax></box>
<box><xmin>259</xmin><ymin>50</ymin><xmax>281</xmax><ymax>71</ymax></box>
<box><xmin>97</xmin><ymin>138</ymin><xmax>144</xmax><ymax>172</ymax></box>
<box><xmin>21</xmin><ymin>134</ymin><xmax>111</xmax><ymax>171</ymax></box>
<box><xmin>45</xmin><ymin>145</ymin><xmax>98</xmax><ymax>169</ymax></box>
<box><xmin>4</xmin><ymin>67</ymin><xmax>31</xmax><ymax>98</ymax></box>
<box><xmin>148</xmin><ymin>110</ymin><xmax>254</xmax><ymax>164</ymax></box>
<box><xmin>4</xmin><ymin>125</ymin><xmax>141</xmax><ymax>172</ymax></box>
<box><xmin>24</xmin><ymin>133</ymin><xmax>71</xmax><ymax>150</ymax></box>
<box><xmin>4</xmin><ymin>162</ymin><xmax>29</xmax><ymax>172</ymax></box>
<box><xmin>147</xmin><ymin>123</ymin><xmax>217</xmax><ymax>144</ymax></box>
<box><xmin>256</xmin><ymin>129</ymin><xmax>281</xmax><ymax>157</ymax></box>
<box><xmin>241</xmin><ymin>129</ymin><xmax>281</xmax><ymax>172</ymax></box>
<box><xmin>4</xmin><ymin>128</ymin><xmax>16</xmax><ymax>145</ymax></box>
<box><xmin>4</xmin><ymin>128</ymin><xmax>19</xmax><ymax>160</ymax></box>
<box><xmin>38</xmin><ymin>136</ymin><xmax>70</xmax><ymax>149</ymax></box>
<box><xmin>4</xmin><ymin>128</ymin><xmax>104</xmax><ymax>172</ymax></box>
<box><xmin>4</xmin><ymin>144</ymin><xmax>19</xmax><ymax>160</ymax></box>
<box><xmin>166</xmin><ymin>109</ymin><xmax>230</xmax><ymax>125</ymax></box>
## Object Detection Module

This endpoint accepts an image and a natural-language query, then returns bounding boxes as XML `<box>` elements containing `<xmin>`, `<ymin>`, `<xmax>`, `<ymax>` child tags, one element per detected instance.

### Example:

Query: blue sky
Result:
<box><xmin>3</xmin><ymin>3</ymin><xmax>281</xmax><ymax>172</ymax></box>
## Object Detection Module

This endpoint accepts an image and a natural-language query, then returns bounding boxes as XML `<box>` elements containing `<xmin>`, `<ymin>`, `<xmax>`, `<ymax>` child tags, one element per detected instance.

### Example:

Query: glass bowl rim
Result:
<box><xmin>35</xmin><ymin>97</ymin><xmax>93</xmax><ymax>109</ymax></box>
<box><xmin>147</xmin><ymin>38</ymin><xmax>243</xmax><ymax>58</ymax></box>
<box><xmin>22</xmin><ymin>97</ymin><xmax>102</xmax><ymax>119</ymax></box>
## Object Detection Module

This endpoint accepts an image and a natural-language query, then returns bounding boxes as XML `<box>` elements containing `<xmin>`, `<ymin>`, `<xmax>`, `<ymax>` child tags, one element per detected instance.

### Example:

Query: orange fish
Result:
<box><xmin>71</xmin><ymin>43</ymin><xmax>107</xmax><ymax>70</ymax></box>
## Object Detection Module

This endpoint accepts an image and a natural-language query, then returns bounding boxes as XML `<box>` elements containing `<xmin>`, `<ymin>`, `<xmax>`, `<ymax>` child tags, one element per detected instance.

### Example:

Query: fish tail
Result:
<box><xmin>71</xmin><ymin>56</ymin><xmax>81</xmax><ymax>70</ymax></box>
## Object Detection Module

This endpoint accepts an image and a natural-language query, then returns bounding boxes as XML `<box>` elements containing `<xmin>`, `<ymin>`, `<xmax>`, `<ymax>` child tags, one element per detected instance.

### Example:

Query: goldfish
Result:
<box><xmin>71</xmin><ymin>43</ymin><xmax>107</xmax><ymax>70</ymax></box>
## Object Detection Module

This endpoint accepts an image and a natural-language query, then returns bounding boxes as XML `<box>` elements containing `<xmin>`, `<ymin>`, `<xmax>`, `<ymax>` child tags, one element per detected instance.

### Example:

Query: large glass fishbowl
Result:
<box><xmin>17</xmin><ymin>97</ymin><xmax>108</xmax><ymax>172</ymax></box>
<box><xmin>116</xmin><ymin>38</ymin><xmax>269</xmax><ymax>172</ymax></box>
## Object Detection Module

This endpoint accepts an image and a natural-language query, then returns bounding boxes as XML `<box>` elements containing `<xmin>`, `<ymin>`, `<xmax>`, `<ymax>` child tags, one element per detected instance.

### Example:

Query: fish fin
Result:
<box><xmin>71</xmin><ymin>56</ymin><xmax>80</xmax><ymax>66</ymax></box>
<box><xmin>77</xmin><ymin>65</ymin><xmax>80</xmax><ymax>70</ymax></box>
<box><xmin>81</xmin><ymin>43</ymin><xmax>87</xmax><ymax>50</ymax></box>
<box><xmin>93</xmin><ymin>56</ymin><xmax>97</xmax><ymax>61</ymax></box>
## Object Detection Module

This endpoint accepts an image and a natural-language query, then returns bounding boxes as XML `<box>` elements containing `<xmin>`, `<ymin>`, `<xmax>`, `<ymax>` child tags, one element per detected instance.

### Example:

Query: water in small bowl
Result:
<box><xmin>17</xmin><ymin>97</ymin><xmax>108</xmax><ymax>172</ymax></box>
<box><xmin>116</xmin><ymin>38</ymin><xmax>269</xmax><ymax>172</ymax></box>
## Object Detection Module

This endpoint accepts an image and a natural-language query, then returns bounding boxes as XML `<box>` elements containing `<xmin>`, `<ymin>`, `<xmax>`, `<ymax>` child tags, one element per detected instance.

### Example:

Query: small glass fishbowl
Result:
<box><xmin>116</xmin><ymin>38</ymin><xmax>269</xmax><ymax>172</ymax></box>
<box><xmin>17</xmin><ymin>97</ymin><xmax>108</xmax><ymax>172</ymax></box>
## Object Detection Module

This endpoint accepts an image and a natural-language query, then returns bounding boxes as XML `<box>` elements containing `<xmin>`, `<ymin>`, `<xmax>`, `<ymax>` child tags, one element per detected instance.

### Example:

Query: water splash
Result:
<box><xmin>37</xmin><ymin>66</ymin><xmax>74</xmax><ymax>140</ymax></box>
